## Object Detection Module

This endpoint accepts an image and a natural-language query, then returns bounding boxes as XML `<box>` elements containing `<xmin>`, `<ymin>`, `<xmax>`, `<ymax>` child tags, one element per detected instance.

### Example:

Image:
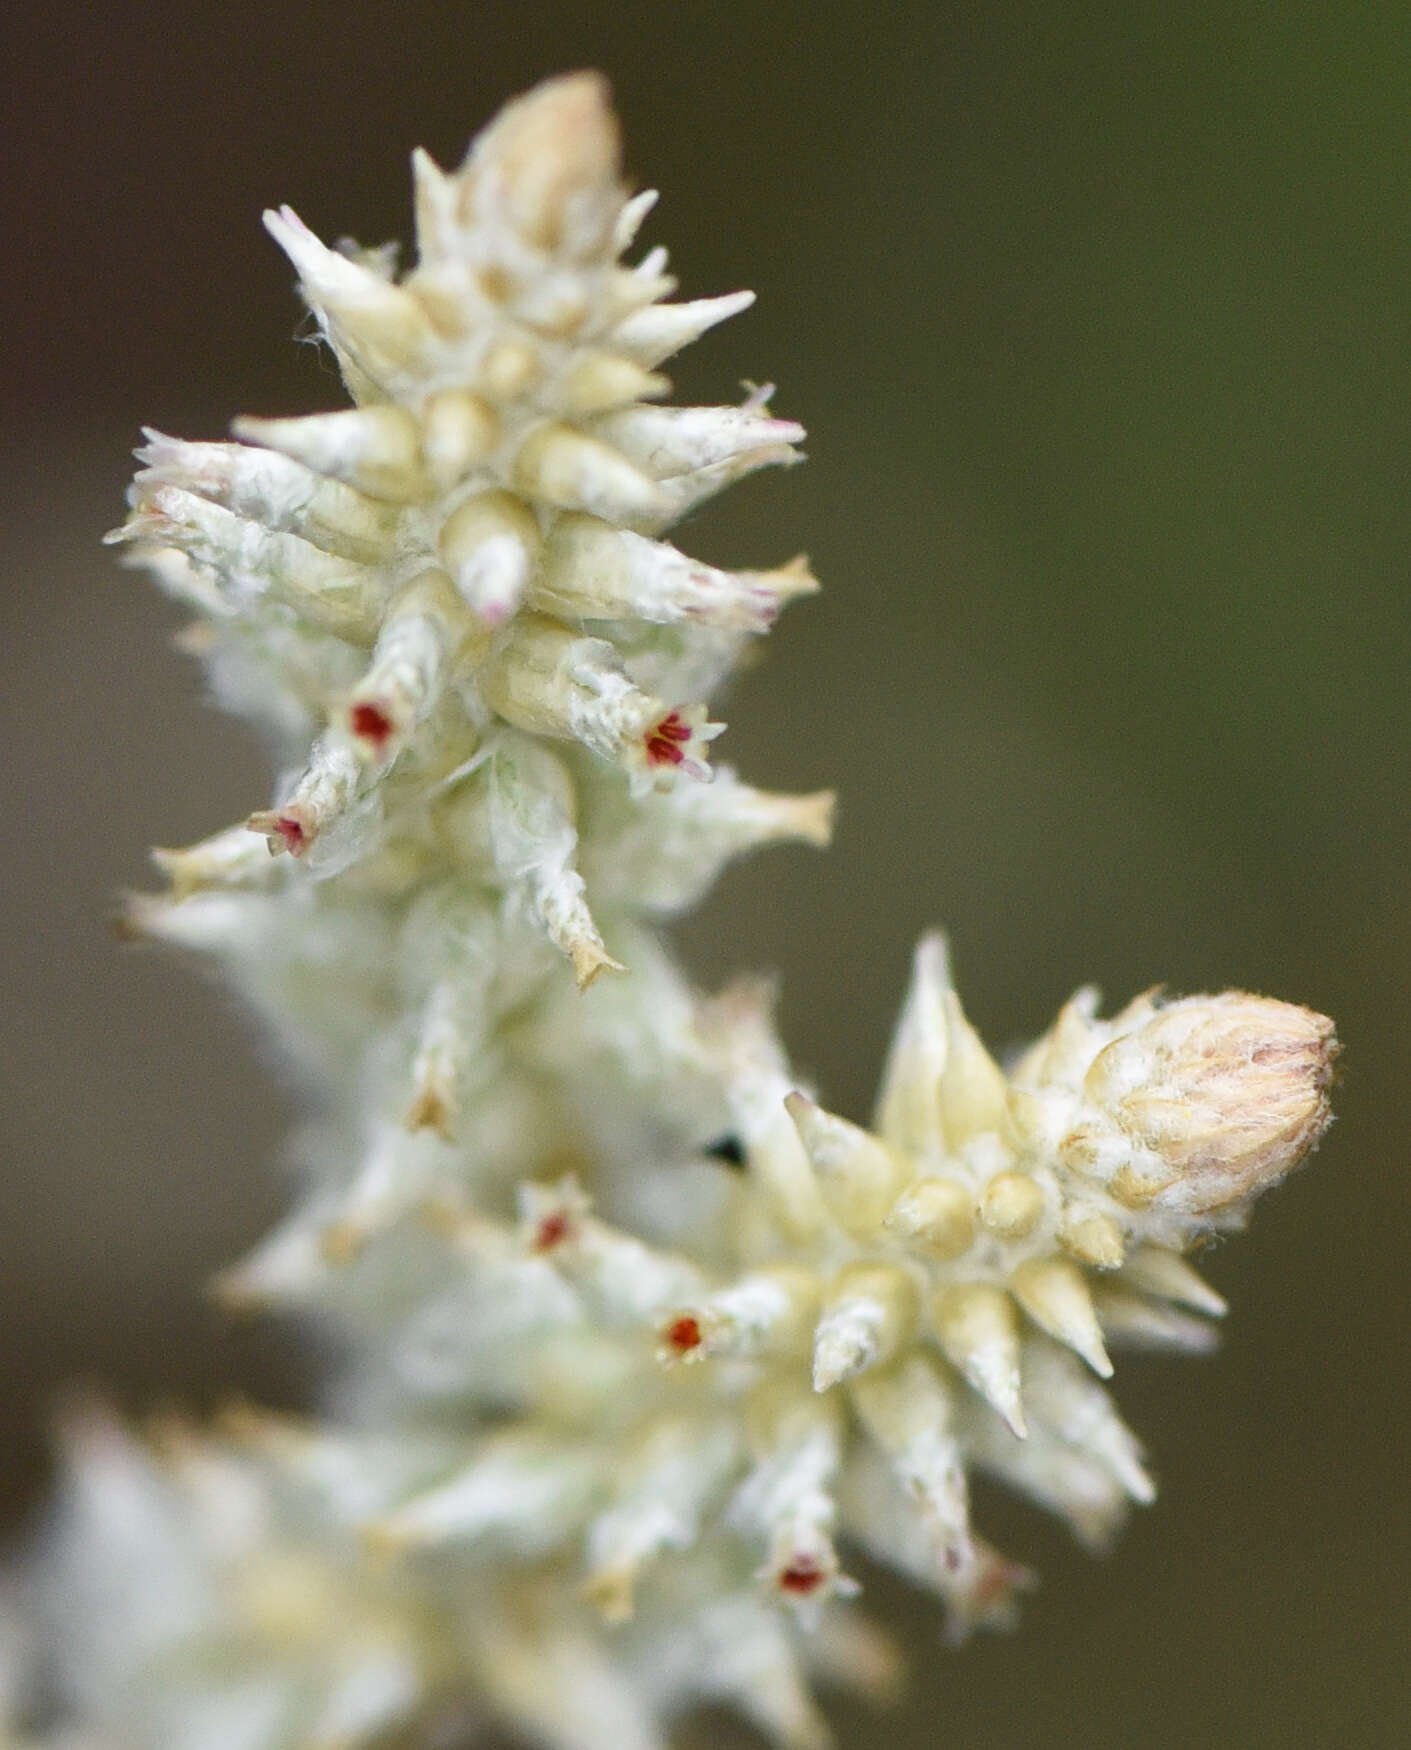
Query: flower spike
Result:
<box><xmin>28</xmin><ymin>72</ymin><xmax>1344</xmax><ymax>1750</ymax></box>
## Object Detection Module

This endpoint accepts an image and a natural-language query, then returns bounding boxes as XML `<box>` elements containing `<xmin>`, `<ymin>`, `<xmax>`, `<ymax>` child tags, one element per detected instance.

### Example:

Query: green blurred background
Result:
<box><xmin>3</xmin><ymin>2</ymin><xmax>1407</xmax><ymax>1744</ymax></box>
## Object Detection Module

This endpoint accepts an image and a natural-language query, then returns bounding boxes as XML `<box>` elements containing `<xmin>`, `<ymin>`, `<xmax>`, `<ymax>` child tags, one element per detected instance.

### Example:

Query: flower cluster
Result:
<box><xmin>21</xmin><ymin>74</ymin><xmax>1337</xmax><ymax>1750</ymax></box>
<box><xmin>108</xmin><ymin>71</ymin><xmax>819</xmax><ymax>986</ymax></box>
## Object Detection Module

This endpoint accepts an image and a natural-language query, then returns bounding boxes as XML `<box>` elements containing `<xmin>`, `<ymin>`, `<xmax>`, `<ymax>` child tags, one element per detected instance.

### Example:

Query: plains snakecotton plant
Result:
<box><xmin>23</xmin><ymin>73</ymin><xmax>1336</xmax><ymax>1750</ymax></box>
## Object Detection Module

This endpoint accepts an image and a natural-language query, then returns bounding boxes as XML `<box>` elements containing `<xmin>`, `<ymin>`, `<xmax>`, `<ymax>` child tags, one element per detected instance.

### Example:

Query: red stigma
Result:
<box><xmin>665</xmin><ymin>1315</ymin><xmax>702</xmax><ymax>1355</ymax></box>
<box><xmin>778</xmin><ymin>1560</ymin><xmax>825</xmax><ymax>1595</ymax></box>
<box><xmin>350</xmin><ymin>700</ymin><xmax>394</xmax><ymax>749</ymax></box>
<box><xmin>645</xmin><ymin>710</ymin><xmax>691</xmax><ymax>767</ymax></box>
<box><xmin>533</xmin><ymin>1212</ymin><xmax>572</xmax><ymax>1252</ymax></box>
<box><xmin>274</xmin><ymin>814</ymin><xmax>307</xmax><ymax>855</ymax></box>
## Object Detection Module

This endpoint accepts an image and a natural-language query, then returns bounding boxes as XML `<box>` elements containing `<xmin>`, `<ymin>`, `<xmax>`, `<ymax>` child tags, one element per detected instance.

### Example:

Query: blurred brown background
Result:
<box><xmin>3</xmin><ymin>2</ymin><xmax>1408</xmax><ymax>1745</ymax></box>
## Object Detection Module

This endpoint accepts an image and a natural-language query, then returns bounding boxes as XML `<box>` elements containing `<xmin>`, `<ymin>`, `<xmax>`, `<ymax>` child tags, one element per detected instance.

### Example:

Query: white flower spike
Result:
<box><xmin>28</xmin><ymin>72</ymin><xmax>1339</xmax><ymax>1750</ymax></box>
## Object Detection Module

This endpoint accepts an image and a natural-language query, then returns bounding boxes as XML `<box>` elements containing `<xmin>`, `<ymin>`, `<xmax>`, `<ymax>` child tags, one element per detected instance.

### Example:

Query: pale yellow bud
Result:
<box><xmin>978</xmin><ymin>1171</ymin><xmax>1045</xmax><ymax>1240</ymax></box>
<box><xmin>439</xmin><ymin>490</ymin><xmax>542</xmax><ymax>625</ymax></box>
<box><xmin>420</xmin><ymin>390</ymin><xmax>500</xmax><ymax>490</ymax></box>
<box><xmin>479</xmin><ymin>337</ymin><xmax>543</xmax><ymax>400</ymax></box>
<box><xmin>513</xmin><ymin>422</ymin><xmax>667</xmax><ymax>523</ymax></box>
<box><xmin>885</xmin><ymin>1176</ymin><xmax>974</xmax><ymax>1259</ymax></box>
<box><xmin>561</xmin><ymin>351</ymin><xmax>669</xmax><ymax>414</ymax></box>
<box><xmin>1060</xmin><ymin>1213</ymin><xmax>1126</xmax><ymax>1270</ymax></box>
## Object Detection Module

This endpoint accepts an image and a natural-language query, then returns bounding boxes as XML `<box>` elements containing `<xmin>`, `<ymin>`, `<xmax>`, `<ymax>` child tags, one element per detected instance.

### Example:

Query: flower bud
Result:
<box><xmin>1082</xmin><ymin>992</ymin><xmax>1337</xmax><ymax>1218</ymax></box>
<box><xmin>471</xmin><ymin>71</ymin><xmax>622</xmax><ymax>258</ymax></box>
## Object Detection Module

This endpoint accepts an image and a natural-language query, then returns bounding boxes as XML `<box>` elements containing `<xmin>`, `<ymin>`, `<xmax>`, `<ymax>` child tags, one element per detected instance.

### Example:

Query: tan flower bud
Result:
<box><xmin>1084</xmin><ymin>992</ymin><xmax>1337</xmax><ymax>1217</ymax></box>
<box><xmin>473</xmin><ymin>71</ymin><xmax>622</xmax><ymax>257</ymax></box>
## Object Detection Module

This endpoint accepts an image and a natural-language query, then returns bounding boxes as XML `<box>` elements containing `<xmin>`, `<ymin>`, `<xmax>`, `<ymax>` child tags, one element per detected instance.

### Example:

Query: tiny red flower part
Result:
<box><xmin>349</xmin><ymin>701</ymin><xmax>395</xmax><ymax>750</ymax></box>
<box><xmin>645</xmin><ymin>710</ymin><xmax>691</xmax><ymax>766</ymax></box>
<box><xmin>778</xmin><ymin>1560</ymin><xmax>826</xmax><ymax>1595</ymax></box>
<box><xmin>533</xmin><ymin>1211</ymin><xmax>573</xmax><ymax>1252</ymax></box>
<box><xmin>274</xmin><ymin>814</ymin><xmax>307</xmax><ymax>855</ymax></box>
<box><xmin>664</xmin><ymin>1314</ymin><xmax>702</xmax><ymax>1355</ymax></box>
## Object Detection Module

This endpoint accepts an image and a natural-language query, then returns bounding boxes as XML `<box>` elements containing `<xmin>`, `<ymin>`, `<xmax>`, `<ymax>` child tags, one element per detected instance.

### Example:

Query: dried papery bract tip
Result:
<box><xmin>944</xmin><ymin>1544</ymin><xmax>1037</xmax><ymax>1646</ymax></box>
<box><xmin>786</xmin><ymin>789</ymin><xmax>836</xmax><ymax>848</ymax></box>
<box><xmin>1084</xmin><ymin>993</ymin><xmax>1338</xmax><ymax>1218</ymax></box>
<box><xmin>404</xmin><ymin>1081</ymin><xmax>457</xmax><ymax>1141</ymax></box>
<box><xmin>570</xmin><ymin>938</ymin><xmax>627</xmax><ymax>990</ymax></box>
<box><xmin>148</xmin><ymin>827</ymin><xmax>276</xmax><ymax>902</ymax></box>
<box><xmin>769</xmin><ymin>554</ymin><xmax>822</xmax><ymax>604</ymax></box>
